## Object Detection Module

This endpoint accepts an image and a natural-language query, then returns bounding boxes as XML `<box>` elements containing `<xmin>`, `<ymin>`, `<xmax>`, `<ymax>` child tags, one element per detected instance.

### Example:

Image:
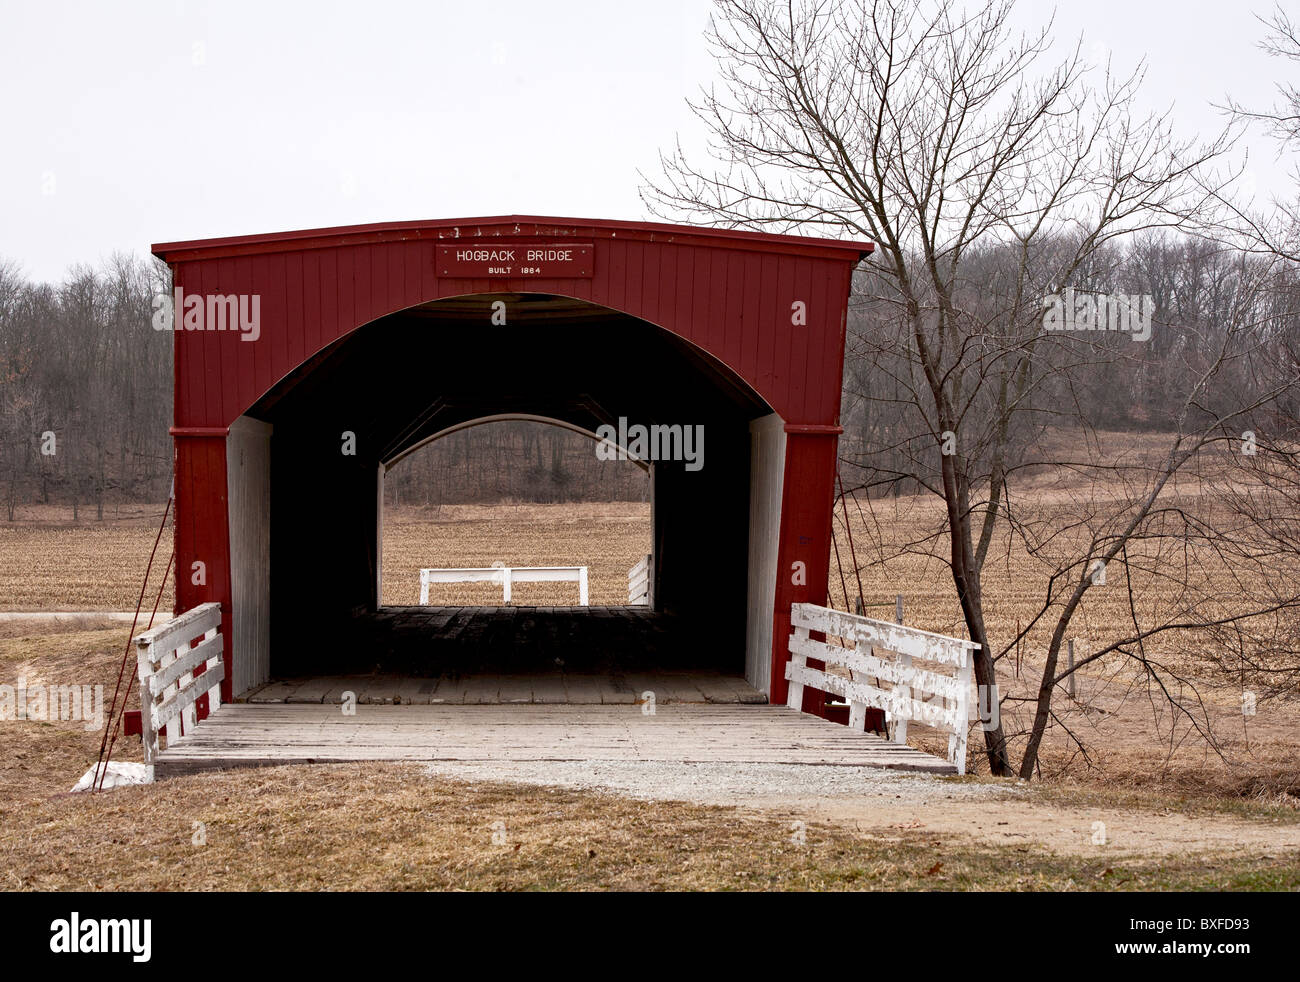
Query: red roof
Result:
<box><xmin>152</xmin><ymin>215</ymin><xmax>875</xmax><ymax>264</ymax></box>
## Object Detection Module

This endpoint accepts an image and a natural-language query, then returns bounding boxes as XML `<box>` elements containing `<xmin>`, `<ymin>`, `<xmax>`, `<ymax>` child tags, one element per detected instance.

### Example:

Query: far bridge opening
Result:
<box><xmin>370</xmin><ymin>415</ymin><xmax>691</xmax><ymax>689</ymax></box>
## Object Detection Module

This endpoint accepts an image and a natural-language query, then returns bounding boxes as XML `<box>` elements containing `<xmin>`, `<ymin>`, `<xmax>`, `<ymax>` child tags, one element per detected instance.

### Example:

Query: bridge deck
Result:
<box><xmin>245</xmin><ymin>670</ymin><xmax>766</xmax><ymax>706</ymax></box>
<box><xmin>153</xmin><ymin>704</ymin><xmax>958</xmax><ymax>778</ymax></box>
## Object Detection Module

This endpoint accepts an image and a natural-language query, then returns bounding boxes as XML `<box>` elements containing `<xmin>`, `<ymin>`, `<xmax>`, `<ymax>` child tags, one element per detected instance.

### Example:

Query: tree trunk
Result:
<box><xmin>941</xmin><ymin>450</ymin><xmax>1013</xmax><ymax>776</ymax></box>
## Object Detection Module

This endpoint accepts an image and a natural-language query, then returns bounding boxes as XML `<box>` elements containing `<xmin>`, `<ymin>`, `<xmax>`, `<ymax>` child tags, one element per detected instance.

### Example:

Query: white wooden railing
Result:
<box><xmin>134</xmin><ymin>602</ymin><xmax>224</xmax><ymax>765</ymax></box>
<box><xmin>419</xmin><ymin>566</ymin><xmax>589</xmax><ymax>606</ymax></box>
<box><xmin>785</xmin><ymin>603</ymin><xmax>978</xmax><ymax>774</ymax></box>
<box><xmin>627</xmin><ymin>554</ymin><xmax>652</xmax><ymax>606</ymax></box>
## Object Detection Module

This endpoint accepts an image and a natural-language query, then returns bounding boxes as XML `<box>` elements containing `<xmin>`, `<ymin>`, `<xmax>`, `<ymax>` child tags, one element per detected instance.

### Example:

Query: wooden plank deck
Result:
<box><xmin>244</xmin><ymin>671</ymin><xmax>767</xmax><ymax>705</ymax></box>
<box><xmin>153</xmin><ymin>704</ymin><xmax>958</xmax><ymax>777</ymax></box>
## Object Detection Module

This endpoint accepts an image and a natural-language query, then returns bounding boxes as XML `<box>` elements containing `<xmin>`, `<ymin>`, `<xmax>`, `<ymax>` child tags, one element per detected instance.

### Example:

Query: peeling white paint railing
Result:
<box><xmin>627</xmin><ymin>554</ymin><xmax>652</xmax><ymax>606</ymax></box>
<box><xmin>785</xmin><ymin>603</ymin><xmax>978</xmax><ymax>774</ymax></box>
<box><xmin>419</xmin><ymin>567</ymin><xmax>590</xmax><ymax>606</ymax></box>
<box><xmin>134</xmin><ymin>602</ymin><xmax>224</xmax><ymax>766</ymax></box>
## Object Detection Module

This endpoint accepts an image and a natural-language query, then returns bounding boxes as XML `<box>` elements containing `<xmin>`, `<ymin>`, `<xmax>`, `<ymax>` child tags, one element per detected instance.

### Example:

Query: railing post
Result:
<box><xmin>579</xmin><ymin>567</ymin><xmax>589</xmax><ymax>606</ymax></box>
<box><xmin>135</xmin><ymin>638</ymin><xmax>158</xmax><ymax>765</ymax></box>
<box><xmin>502</xmin><ymin>567</ymin><xmax>512</xmax><ymax>604</ymax></box>
<box><xmin>161</xmin><ymin>643</ymin><xmax>182</xmax><ymax>744</ymax></box>
<box><xmin>848</xmin><ymin>634</ymin><xmax>868</xmax><ymax>731</ymax></box>
<box><xmin>204</xmin><ymin>626</ymin><xmax>222</xmax><ymax>712</ymax></box>
<box><xmin>889</xmin><ymin>596</ymin><xmax>909</xmax><ymax>744</ymax></box>
<box><xmin>178</xmin><ymin>636</ymin><xmax>198</xmax><ymax>735</ymax></box>
<box><xmin>419</xmin><ymin>569</ymin><xmax>429</xmax><ymax>605</ymax></box>
<box><xmin>786</xmin><ymin>606</ymin><xmax>807</xmax><ymax>710</ymax></box>
<box><xmin>949</xmin><ymin>648</ymin><xmax>972</xmax><ymax>775</ymax></box>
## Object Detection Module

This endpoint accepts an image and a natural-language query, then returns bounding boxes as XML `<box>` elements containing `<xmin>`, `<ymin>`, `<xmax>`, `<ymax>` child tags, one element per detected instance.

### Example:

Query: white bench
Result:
<box><xmin>418</xmin><ymin>566</ymin><xmax>589</xmax><ymax>606</ymax></box>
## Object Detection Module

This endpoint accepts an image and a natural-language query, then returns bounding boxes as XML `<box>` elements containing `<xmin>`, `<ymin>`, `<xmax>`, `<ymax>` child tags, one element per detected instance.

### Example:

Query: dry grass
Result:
<box><xmin>7</xmin><ymin>761</ymin><xmax>1298</xmax><ymax>892</ymax></box>
<box><xmin>2</xmin><ymin>624</ymin><xmax>1297</xmax><ymax>889</ymax></box>
<box><xmin>0</xmin><ymin>627</ymin><xmax>146</xmax><ymax>806</ymax></box>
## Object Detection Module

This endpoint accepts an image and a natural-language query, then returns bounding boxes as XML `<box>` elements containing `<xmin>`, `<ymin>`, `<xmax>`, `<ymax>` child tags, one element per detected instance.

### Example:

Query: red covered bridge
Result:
<box><xmin>133</xmin><ymin>216</ymin><xmax>981</xmax><ymax>777</ymax></box>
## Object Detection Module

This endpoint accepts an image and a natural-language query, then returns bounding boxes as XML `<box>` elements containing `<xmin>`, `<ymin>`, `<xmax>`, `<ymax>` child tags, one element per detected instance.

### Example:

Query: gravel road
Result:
<box><xmin>424</xmin><ymin>759</ymin><xmax>1014</xmax><ymax>809</ymax></box>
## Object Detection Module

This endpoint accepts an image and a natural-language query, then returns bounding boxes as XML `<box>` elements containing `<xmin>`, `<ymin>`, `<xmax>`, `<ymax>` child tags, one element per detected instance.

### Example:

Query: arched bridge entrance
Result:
<box><xmin>152</xmin><ymin>216</ymin><xmax>873</xmax><ymax>710</ymax></box>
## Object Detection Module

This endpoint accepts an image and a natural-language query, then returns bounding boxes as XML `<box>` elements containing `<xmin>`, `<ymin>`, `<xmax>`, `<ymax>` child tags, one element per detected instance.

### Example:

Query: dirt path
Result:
<box><xmin>423</xmin><ymin>760</ymin><xmax>1300</xmax><ymax>857</ymax></box>
<box><xmin>748</xmin><ymin>797</ymin><xmax>1300</xmax><ymax>857</ymax></box>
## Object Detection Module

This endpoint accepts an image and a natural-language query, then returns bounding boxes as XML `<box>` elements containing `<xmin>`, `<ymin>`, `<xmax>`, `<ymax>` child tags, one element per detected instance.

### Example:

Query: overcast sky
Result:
<box><xmin>0</xmin><ymin>0</ymin><xmax>1292</xmax><ymax>282</ymax></box>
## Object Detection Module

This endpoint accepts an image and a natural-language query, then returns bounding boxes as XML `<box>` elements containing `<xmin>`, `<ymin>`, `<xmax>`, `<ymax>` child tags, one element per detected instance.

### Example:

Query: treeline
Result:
<box><xmin>384</xmin><ymin>421</ymin><xmax>649</xmax><ymax>506</ymax></box>
<box><xmin>0</xmin><ymin>255</ymin><xmax>171</xmax><ymax>520</ymax></box>
<box><xmin>839</xmin><ymin>232</ymin><xmax>1300</xmax><ymax>496</ymax></box>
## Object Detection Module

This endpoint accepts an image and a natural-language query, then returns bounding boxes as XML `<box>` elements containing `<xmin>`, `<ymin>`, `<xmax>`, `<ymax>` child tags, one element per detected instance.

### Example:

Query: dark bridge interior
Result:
<box><xmin>245</xmin><ymin>294</ymin><xmax>773</xmax><ymax>678</ymax></box>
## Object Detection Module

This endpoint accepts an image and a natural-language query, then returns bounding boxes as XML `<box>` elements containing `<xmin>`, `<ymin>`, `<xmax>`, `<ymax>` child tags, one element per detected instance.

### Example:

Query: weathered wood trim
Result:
<box><xmin>781</xmin><ymin>423</ymin><xmax>844</xmax><ymax>435</ymax></box>
<box><xmin>134</xmin><ymin>603</ymin><xmax>226</xmax><ymax>762</ymax></box>
<box><xmin>788</xmin><ymin>634</ymin><xmax>964</xmax><ymax>701</ymax></box>
<box><xmin>784</xmin><ymin>662</ymin><xmax>964</xmax><ymax>732</ymax></box>
<box><xmin>791</xmin><ymin>603</ymin><xmax>979</xmax><ymax>665</ymax></box>
<box><xmin>746</xmin><ymin>412</ymin><xmax>786</xmax><ymax>696</ymax></box>
<box><xmin>134</xmin><ymin>603</ymin><xmax>222</xmax><ymax>662</ymax></box>
<box><xmin>153</xmin><ymin>663</ymin><xmax>226</xmax><ymax>733</ymax></box>
<box><xmin>785</xmin><ymin>602</ymin><xmax>977</xmax><ymax>774</ymax></box>
<box><xmin>168</xmin><ymin>426</ymin><xmax>229</xmax><ymax>438</ymax></box>
<box><xmin>227</xmin><ymin>415</ymin><xmax>272</xmax><ymax>696</ymax></box>
<box><xmin>148</xmin><ymin>634</ymin><xmax>223</xmax><ymax>696</ymax></box>
<box><xmin>785</xmin><ymin>625</ymin><xmax>808</xmax><ymax>710</ymax></box>
<box><xmin>627</xmin><ymin>554</ymin><xmax>652</xmax><ymax>605</ymax></box>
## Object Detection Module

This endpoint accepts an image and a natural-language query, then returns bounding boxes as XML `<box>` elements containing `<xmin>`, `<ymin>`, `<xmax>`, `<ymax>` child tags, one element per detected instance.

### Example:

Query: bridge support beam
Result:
<box><xmin>769</xmin><ymin>425</ymin><xmax>841</xmax><ymax>713</ymax></box>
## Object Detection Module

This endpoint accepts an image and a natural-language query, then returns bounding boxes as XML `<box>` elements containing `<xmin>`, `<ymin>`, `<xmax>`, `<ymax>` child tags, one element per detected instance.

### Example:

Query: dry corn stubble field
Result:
<box><xmin>2</xmin><ymin>464</ymin><xmax>1299</xmax><ymax>888</ymax></box>
<box><xmin>381</xmin><ymin>502</ymin><xmax>652</xmax><ymax>606</ymax></box>
<box><xmin>0</xmin><ymin>502</ymin><xmax>652</xmax><ymax>611</ymax></box>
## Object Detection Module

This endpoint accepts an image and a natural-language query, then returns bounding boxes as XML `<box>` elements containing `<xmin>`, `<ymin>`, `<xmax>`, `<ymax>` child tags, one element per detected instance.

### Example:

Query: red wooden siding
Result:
<box><xmin>154</xmin><ymin>216</ymin><xmax>872</xmax><ymax>704</ymax></box>
<box><xmin>159</xmin><ymin>217</ymin><xmax>870</xmax><ymax>432</ymax></box>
